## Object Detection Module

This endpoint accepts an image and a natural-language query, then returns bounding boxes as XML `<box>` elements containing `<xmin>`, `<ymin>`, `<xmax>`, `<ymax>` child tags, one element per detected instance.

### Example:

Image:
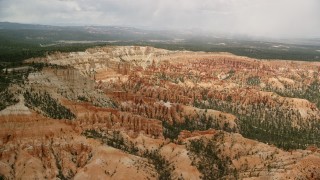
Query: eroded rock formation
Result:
<box><xmin>1</xmin><ymin>46</ymin><xmax>319</xmax><ymax>179</ymax></box>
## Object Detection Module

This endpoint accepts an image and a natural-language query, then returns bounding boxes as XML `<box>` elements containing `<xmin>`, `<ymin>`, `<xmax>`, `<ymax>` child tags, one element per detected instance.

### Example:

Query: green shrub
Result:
<box><xmin>24</xmin><ymin>91</ymin><xmax>75</xmax><ymax>120</ymax></box>
<box><xmin>246</xmin><ymin>76</ymin><xmax>261</xmax><ymax>86</ymax></box>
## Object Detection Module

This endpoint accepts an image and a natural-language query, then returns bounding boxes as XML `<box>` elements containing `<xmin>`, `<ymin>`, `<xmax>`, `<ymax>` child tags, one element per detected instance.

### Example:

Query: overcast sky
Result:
<box><xmin>0</xmin><ymin>0</ymin><xmax>319</xmax><ymax>38</ymax></box>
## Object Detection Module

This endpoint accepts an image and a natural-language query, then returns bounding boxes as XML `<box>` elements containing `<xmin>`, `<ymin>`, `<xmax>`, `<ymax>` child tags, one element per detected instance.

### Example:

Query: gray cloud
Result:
<box><xmin>0</xmin><ymin>0</ymin><xmax>319</xmax><ymax>38</ymax></box>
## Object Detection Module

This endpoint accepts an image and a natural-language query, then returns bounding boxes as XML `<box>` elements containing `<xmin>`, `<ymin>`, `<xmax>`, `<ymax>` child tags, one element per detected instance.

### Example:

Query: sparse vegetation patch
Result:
<box><xmin>24</xmin><ymin>90</ymin><xmax>75</xmax><ymax>119</ymax></box>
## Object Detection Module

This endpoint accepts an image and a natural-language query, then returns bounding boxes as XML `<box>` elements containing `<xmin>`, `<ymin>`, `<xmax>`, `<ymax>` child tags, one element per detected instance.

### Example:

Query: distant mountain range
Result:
<box><xmin>1</xmin><ymin>22</ymin><xmax>320</xmax><ymax>63</ymax></box>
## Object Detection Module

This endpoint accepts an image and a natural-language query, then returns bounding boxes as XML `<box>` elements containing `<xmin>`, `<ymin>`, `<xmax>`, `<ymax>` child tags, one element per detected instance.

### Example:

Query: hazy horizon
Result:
<box><xmin>1</xmin><ymin>0</ymin><xmax>320</xmax><ymax>39</ymax></box>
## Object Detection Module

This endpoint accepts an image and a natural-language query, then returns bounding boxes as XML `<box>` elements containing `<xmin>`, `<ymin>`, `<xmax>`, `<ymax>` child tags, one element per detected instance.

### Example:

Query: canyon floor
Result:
<box><xmin>1</xmin><ymin>46</ymin><xmax>320</xmax><ymax>179</ymax></box>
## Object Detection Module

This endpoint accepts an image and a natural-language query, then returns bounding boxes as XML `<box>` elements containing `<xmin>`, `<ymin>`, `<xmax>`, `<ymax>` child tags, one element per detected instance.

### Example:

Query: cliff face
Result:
<box><xmin>1</xmin><ymin>46</ymin><xmax>320</xmax><ymax>179</ymax></box>
<box><xmin>27</xmin><ymin>67</ymin><xmax>113</xmax><ymax>108</ymax></box>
